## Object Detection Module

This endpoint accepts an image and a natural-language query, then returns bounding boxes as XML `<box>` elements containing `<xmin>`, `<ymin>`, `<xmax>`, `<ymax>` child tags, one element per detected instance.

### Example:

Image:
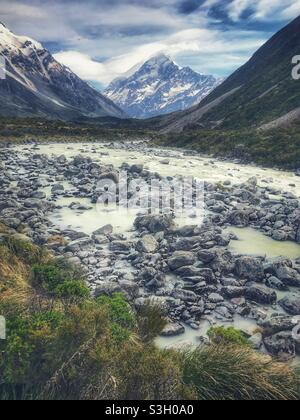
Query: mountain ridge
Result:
<box><xmin>104</xmin><ymin>54</ymin><xmax>221</xmax><ymax>119</ymax></box>
<box><xmin>158</xmin><ymin>16</ymin><xmax>300</xmax><ymax>133</ymax></box>
<box><xmin>0</xmin><ymin>23</ymin><xmax>126</xmax><ymax>120</ymax></box>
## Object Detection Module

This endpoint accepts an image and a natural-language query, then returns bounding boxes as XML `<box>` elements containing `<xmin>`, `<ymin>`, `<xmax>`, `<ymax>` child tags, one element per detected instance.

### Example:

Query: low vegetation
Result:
<box><xmin>155</xmin><ymin>123</ymin><xmax>300</xmax><ymax>170</ymax></box>
<box><xmin>0</xmin><ymin>117</ymin><xmax>154</xmax><ymax>144</ymax></box>
<box><xmin>1</xmin><ymin>116</ymin><xmax>299</xmax><ymax>170</ymax></box>
<box><xmin>0</xmin><ymin>226</ymin><xmax>299</xmax><ymax>400</ymax></box>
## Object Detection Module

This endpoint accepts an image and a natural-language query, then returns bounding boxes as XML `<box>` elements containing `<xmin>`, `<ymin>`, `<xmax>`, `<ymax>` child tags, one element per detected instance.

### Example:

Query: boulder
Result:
<box><xmin>208</xmin><ymin>293</ymin><xmax>224</xmax><ymax>303</ymax></box>
<box><xmin>94</xmin><ymin>282</ymin><xmax>122</xmax><ymax>297</ymax></box>
<box><xmin>210</xmin><ymin>249</ymin><xmax>235</xmax><ymax>275</ymax></box>
<box><xmin>1</xmin><ymin>217</ymin><xmax>21</xmax><ymax>229</ymax></box>
<box><xmin>93</xmin><ymin>224</ymin><xmax>113</xmax><ymax>236</ymax></box>
<box><xmin>261</xmin><ymin>316</ymin><xmax>297</xmax><ymax>336</ymax></box>
<box><xmin>130</xmin><ymin>164</ymin><xmax>143</xmax><ymax>174</ymax></box>
<box><xmin>278</xmin><ymin>295</ymin><xmax>300</xmax><ymax>315</ymax></box>
<box><xmin>161</xmin><ymin>323</ymin><xmax>185</xmax><ymax>337</ymax></box>
<box><xmin>228</xmin><ymin>210</ymin><xmax>250</xmax><ymax>226</ymax></box>
<box><xmin>265</xmin><ymin>258</ymin><xmax>300</xmax><ymax>287</ymax></box>
<box><xmin>51</xmin><ymin>184</ymin><xmax>64</xmax><ymax>193</ymax></box>
<box><xmin>66</xmin><ymin>237</ymin><xmax>93</xmax><ymax>253</ymax></box>
<box><xmin>136</xmin><ymin>234</ymin><xmax>158</xmax><ymax>253</ymax></box>
<box><xmin>172</xmin><ymin>225</ymin><xmax>197</xmax><ymax>237</ymax></box>
<box><xmin>221</xmin><ymin>286</ymin><xmax>245</xmax><ymax>299</ymax></box>
<box><xmin>172</xmin><ymin>289</ymin><xmax>198</xmax><ymax>302</ymax></box>
<box><xmin>197</xmin><ymin>268</ymin><xmax>216</xmax><ymax>284</ymax></box>
<box><xmin>134</xmin><ymin>214</ymin><xmax>174</xmax><ymax>233</ymax></box>
<box><xmin>265</xmin><ymin>276</ymin><xmax>288</xmax><ymax>291</ymax></box>
<box><xmin>110</xmin><ymin>241</ymin><xmax>133</xmax><ymax>253</ymax></box>
<box><xmin>235</xmin><ymin>256</ymin><xmax>264</xmax><ymax>281</ymax></box>
<box><xmin>175</xmin><ymin>266</ymin><xmax>205</xmax><ymax>278</ymax></box>
<box><xmin>118</xmin><ymin>280</ymin><xmax>139</xmax><ymax>299</ymax></box>
<box><xmin>141</xmin><ymin>267</ymin><xmax>157</xmax><ymax>281</ymax></box>
<box><xmin>264</xmin><ymin>331</ymin><xmax>296</xmax><ymax>359</ymax></box>
<box><xmin>249</xmin><ymin>333</ymin><xmax>263</xmax><ymax>350</ymax></box>
<box><xmin>198</xmin><ymin>250</ymin><xmax>216</xmax><ymax>263</ymax></box>
<box><xmin>168</xmin><ymin>251</ymin><xmax>196</xmax><ymax>271</ymax></box>
<box><xmin>245</xmin><ymin>284</ymin><xmax>277</xmax><ymax>305</ymax></box>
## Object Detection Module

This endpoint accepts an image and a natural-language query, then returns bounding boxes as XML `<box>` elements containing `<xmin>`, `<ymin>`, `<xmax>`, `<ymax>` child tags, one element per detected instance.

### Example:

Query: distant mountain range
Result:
<box><xmin>104</xmin><ymin>54</ymin><xmax>221</xmax><ymax>119</ymax></box>
<box><xmin>1</xmin><ymin>15</ymin><xmax>299</xmax><ymax>135</ymax></box>
<box><xmin>0</xmin><ymin>22</ymin><xmax>126</xmax><ymax>120</ymax></box>
<box><xmin>157</xmin><ymin>16</ymin><xmax>300</xmax><ymax>133</ymax></box>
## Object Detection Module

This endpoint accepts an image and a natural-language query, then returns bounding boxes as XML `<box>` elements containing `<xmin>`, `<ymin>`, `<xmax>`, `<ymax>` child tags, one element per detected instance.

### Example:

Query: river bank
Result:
<box><xmin>1</xmin><ymin>140</ymin><xmax>300</xmax><ymax>361</ymax></box>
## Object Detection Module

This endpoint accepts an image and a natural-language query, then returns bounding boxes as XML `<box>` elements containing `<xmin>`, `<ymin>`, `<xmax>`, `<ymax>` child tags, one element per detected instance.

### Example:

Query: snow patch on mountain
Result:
<box><xmin>0</xmin><ymin>23</ymin><xmax>126</xmax><ymax>120</ymax></box>
<box><xmin>104</xmin><ymin>54</ymin><xmax>222</xmax><ymax>119</ymax></box>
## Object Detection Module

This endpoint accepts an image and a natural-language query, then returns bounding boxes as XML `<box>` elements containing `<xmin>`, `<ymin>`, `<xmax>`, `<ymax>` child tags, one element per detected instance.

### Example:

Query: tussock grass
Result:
<box><xmin>182</xmin><ymin>345</ymin><xmax>300</xmax><ymax>400</ymax></box>
<box><xmin>0</xmin><ymin>232</ymin><xmax>299</xmax><ymax>401</ymax></box>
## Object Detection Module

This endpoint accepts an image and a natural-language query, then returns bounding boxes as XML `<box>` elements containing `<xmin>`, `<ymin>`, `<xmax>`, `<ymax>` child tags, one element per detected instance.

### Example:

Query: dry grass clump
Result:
<box><xmin>182</xmin><ymin>344</ymin><xmax>300</xmax><ymax>401</ymax></box>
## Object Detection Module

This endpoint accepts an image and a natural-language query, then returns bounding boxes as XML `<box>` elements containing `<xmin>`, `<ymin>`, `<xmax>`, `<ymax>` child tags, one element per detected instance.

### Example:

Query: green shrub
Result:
<box><xmin>97</xmin><ymin>293</ymin><xmax>135</xmax><ymax>330</ymax></box>
<box><xmin>0</xmin><ymin>310</ymin><xmax>64</xmax><ymax>398</ymax></box>
<box><xmin>31</xmin><ymin>259</ymin><xmax>86</xmax><ymax>296</ymax></box>
<box><xmin>55</xmin><ymin>280</ymin><xmax>90</xmax><ymax>301</ymax></box>
<box><xmin>110</xmin><ymin>324</ymin><xmax>132</xmax><ymax>344</ymax></box>
<box><xmin>208</xmin><ymin>326</ymin><xmax>250</xmax><ymax>347</ymax></box>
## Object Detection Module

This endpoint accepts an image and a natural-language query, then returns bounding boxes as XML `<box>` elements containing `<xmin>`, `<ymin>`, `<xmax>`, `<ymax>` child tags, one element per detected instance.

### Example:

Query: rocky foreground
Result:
<box><xmin>1</xmin><ymin>144</ymin><xmax>300</xmax><ymax>361</ymax></box>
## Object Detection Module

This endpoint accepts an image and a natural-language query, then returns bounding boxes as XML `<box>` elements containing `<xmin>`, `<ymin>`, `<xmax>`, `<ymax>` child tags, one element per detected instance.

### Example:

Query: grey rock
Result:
<box><xmin>93</xmin><ymin>224</ymin><xmax>113</xmax><ymax>236</ymax></box>
<box><xmin>265</xmin><ymin>258</ymin><xmax>300</xmax><ymax>287</ymax></box>
<box><xmin>198</xmin><ymin>249</ymin><xmax>216</xmax><ymax>263</ymax></box>
<box><xmin>161</xmin><ymin>323</ymin><xmax>185</xmax><ymax>337</ymax></box>
<box><xmin>175</xmin><ymin>266</ymin><xmax>205</xmax><ymax>278</ymax></box>
<box><xmin>208</xmin><ymin>293</ymin><xmax>224</xmax><ymax>303</ymax></box>
<box><xmin>264</xmin><ymin>331</ymin><xmax>296</xmax><ymax>359</ymax></box>
<box><xmin>141</xmin><ymin>267</ymin><xmax>157</xmax><ymax>281</ymax></box>
<box><xmin>118</xmin><ymin>280</ymin><xmax>139</xmax><ymax>299</ymax></box>
<box><xmin>172</xmin><ymin>289</ymin><xmax>198</xmax><ymax>302</ymax></box>
<box><xmin>228</xmin><ymin>210</ymin><xmax>250</xmax><ymax>226</ymax></box>
<box><xmin>110</xmin><ymin>241</ymin><xmax>133</xmax><ymax>253</ymax></box>
<box><xmin>278</xmin><ymin>295</ymin><xmax>300</xmax><ymax>315</ymax></box>
<box><xmin>221</xmin><ymin>286</ymin><xmax>245</xmax><ymax>299</ymax></box>
<box><xmin>94</xmin><ymin>282</ymin><xmax>122</xmax><ymax>297</ymax></box>
<box><xmin>249</xmin><ymin>333</ymin><xmax>263</xmax><ymax>350</ymax></box>
<box><xmin>235</xmin><ymin>256</ymin><xmax>264</xmax><ymax>281</ymax></box>
<box><xmin>134</xmin><ymin>214</ymin><xmax>174</xmax><ymax>233</ymax></box>
<box><xmin>265</xmin><ymin>276</ymin><xmax>288</xmax><ymax>291</ymax></box>
<box><xmin>168</xmin><ymin>251</ymin><xmax>196</xmax><ymax>271</ymax></box>
<box><xmin>66</xmin><ymin>237</ymin><xmax>93</xmax><ymax>253</ymax></box>
<box><xmin>136</xmin><ymin>234</ymin><xmax>158</xmax><ymax>253</ymax></box>
<box><xmin>51</xmin><ymin>184</ymin><xmax>64</xmax><ymax>193</ymax></box>
<box><xmin>245</xmin><ymin>284</ymin><xmax>277</xmax><ymax>305</ymax></box>
<box><xmin>130</xmin><ymin>164</ymin><xmax>144</xmax><ymax>174</ymax></box>
<box><xmin>261</xmin><ymin>316</ymin><xmax>297</xmax><ymax>336</ymax></box>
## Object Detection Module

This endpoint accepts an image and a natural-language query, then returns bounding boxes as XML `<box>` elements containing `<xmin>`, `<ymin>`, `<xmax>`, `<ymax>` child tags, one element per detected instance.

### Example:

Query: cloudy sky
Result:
<box><xmin>1</xmin><ymin>0</ymin><xmax>300</xmax><ymax>87</ymax></box>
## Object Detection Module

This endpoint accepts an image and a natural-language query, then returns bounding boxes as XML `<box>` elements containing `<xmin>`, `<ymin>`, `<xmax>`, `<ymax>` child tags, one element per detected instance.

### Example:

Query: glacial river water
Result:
<box><xmin>15</xmin><ymin>142</ymin><xmax>300</xmax><ymax>350</ymax></box>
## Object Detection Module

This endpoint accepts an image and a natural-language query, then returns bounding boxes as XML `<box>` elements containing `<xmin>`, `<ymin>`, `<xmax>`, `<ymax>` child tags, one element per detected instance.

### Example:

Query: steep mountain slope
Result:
<box><xmin>104</xmin><ymin>54</ymin><xmax>220</xmax><ymax>119</ymax></box>
<box><xmin>159</xmin><ymin>16</ymin><xmax>300</xmax><ymax>132</ymax></box>
<box><xmin>0</xmin><ymin>23</ymin><xmax>126</xmax><ymax>120</ymax></box>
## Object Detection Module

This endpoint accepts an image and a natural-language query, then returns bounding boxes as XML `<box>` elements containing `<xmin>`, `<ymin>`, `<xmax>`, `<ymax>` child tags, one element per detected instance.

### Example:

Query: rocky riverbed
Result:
<box><xmin>1</xmin><ymin>140</ymin><xmax>300</xmax><ymax>361</ymax></box>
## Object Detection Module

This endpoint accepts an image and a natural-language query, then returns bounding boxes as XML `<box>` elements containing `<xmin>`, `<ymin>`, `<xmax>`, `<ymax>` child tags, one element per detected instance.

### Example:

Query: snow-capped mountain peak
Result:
<box><xmin>0</xmin><ymin>24</ymin><xmax>126</xmax><ymax>120</ymax></box>
<box><xmin>0</xmin><ymin>23</ymin><xmax>43</xmax><ymax>55</ymax></box>
<box><xmin>104</xmin><ymin>54</ymin><xmax>221</xmax><ymax>119</ymax></box>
